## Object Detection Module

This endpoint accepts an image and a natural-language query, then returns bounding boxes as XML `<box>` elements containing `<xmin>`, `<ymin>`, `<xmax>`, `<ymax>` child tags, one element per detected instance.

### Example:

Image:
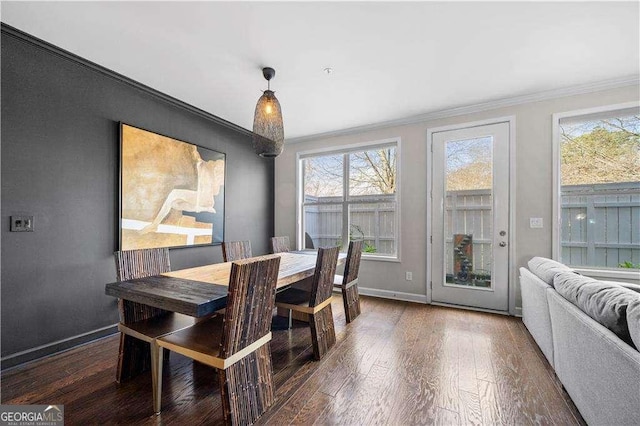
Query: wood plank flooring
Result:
<box><xmin>1</xmin><ymin>296</ymin><xmax>584</xmax><ymax>425</ymax></box>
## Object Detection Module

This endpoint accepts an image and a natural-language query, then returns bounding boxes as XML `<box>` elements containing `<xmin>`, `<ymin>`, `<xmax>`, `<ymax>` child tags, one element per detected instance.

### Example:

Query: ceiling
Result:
<box><xmin>2</xmin><ymin>1</ymin><xmax>638</xmax><ymax>140</ymax></box>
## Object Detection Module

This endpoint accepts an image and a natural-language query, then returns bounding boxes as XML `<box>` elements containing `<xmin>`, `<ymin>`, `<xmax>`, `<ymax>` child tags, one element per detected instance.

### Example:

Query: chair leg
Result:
<box><xmin>151</xmin><ymin>341</ymin><xmax>164</xmax><ymax>414</ymax></box>
<box><xmin>309</xmin><ymin>304</ymin><xmax>336</xmax><ymax>360</ymax></box>
<box><xmin>342</xmin><ymin>284</ymin><xmax>361</xmax><ymax>323</ymax></box>
<box><xmin>288</xmin><ymin>309</ymin><xmax>293</xmax><ymax>329</ymax></box>
<box><xmin>219</xmin><ymin>346</ymin><xmax>275</xmax><ymax>425</ymax></box>
<box><xmin>116</xmin><ymin>333</ymin><xmax>151</xmax><ymax>383</ymax></box>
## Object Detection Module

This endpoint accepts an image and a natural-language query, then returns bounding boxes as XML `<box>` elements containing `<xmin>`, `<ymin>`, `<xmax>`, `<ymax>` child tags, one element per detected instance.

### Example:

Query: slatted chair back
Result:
<box><xmin>339</xmin><ymin>240</ymin><xmax>364</xmax><ymax>323</ymax></box>
<box><xmin>309</xmin><ymin>246</ymin><xmax>340</xmax><ymax>307</ymax></box>
<box><xmin>114</xmin><ymin>248</ymin><xmax>171</xmax><ymax>324</ymax></box>
<box><xmin>343</xmin><ymin>240</ymin><xmax>364</xmax><ymax>286</ymax></box>
<box><xmin>220</xmin><ymin>255</ymin><xmax>281</xmax><ymax>359</ymax></box>
<box><xmin>304</xmin><ymin>232</ymin><xmax>315</xmax><ymax>249</ymax></box>
<box><xmin>270</xmin><ymin>236</ymin><xmax>290</xmax><ymax>253</ymax></box>
<box><xmin>222</xmin><ymin>240</ymin><xmax>252</xmax><ymax>262</ymax></box>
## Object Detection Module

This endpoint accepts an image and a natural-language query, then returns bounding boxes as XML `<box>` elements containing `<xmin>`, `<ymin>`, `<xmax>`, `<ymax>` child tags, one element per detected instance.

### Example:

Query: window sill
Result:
<box><xmin>572</xmin><ymin>267</ymin><xmax>640</xmax><ymax>283</ymax></box>
<box><xmin>362</xmin><ymin>254</ymin><xmax>401</xmax><ymax>263</ymax></box>
<box><xmin>295</xmin><ymin>249</ymin><xmax>400</xmax><ymax>263</ymax></box>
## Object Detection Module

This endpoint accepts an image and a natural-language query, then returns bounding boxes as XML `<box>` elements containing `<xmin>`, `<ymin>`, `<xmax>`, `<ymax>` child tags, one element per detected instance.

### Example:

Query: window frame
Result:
<box><xmin>552</xmin><ymin>101</ymin><xmax>640</xmax><ymax>280</ymax></box>
<box><xmin>296</xmin><ymin>137</ymin><xmax>401</xmax><ymax>262</ymax></box>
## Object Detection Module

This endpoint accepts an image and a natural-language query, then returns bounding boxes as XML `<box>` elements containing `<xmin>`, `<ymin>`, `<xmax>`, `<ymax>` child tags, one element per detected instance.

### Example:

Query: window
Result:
<box><xmin>553</xmin><ymin>103</ymin><xmax>640</xmax><ymax>273</ymax></box>
<box><xmin>298</xmin><ymin>139</ymin><xmax>399</xmax><ymax>259</ymax></box>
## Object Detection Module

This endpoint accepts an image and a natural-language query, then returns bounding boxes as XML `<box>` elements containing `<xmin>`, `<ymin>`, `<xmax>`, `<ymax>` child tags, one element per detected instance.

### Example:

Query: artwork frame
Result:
<box><xmin>119</xmin><ymin>123</ymin><xmax>225</xmax><ymax>250</ymax></box>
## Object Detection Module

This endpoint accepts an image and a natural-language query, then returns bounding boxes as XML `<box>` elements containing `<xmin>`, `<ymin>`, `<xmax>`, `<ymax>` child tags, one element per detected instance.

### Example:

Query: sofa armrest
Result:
<box><xmin>520</xmin><ymin>267</ymin><xmax>554</xmax><ymax>366</ymax></box>
<box><xmin>548</xmin><ymin>290</ymin><xmax>640</xmax><ymax>426</ymax></box>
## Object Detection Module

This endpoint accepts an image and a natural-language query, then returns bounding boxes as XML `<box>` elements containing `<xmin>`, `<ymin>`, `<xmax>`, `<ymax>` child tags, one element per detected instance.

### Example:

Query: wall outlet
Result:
<box><xmin>11</xmin><ymin>215</ymin><xmax>34</xmax><ymax>232</ymax></box>
<box><xmin>405</xmin><ymin>271</ymin><xmax>413</xmax><ymax>281</ymax></box>
<box><xmin>530</xmin><ymin>217</ymin><xmax>543</xmax><ymax>228</ymax></box>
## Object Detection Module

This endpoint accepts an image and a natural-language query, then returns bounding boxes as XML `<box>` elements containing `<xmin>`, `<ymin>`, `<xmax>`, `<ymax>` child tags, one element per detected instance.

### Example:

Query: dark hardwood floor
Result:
<box><xmin>1</xmin><ymin>296</ymin><xmax>584</xmax><ymax>425</ymax></box>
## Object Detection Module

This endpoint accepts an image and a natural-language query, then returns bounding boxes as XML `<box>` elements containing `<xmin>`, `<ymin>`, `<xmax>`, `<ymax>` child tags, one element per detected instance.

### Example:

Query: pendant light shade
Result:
<box><xmin>253</xmin><ymin>67</ymin><xmax>284</xmax><ymax>158</ymax></box>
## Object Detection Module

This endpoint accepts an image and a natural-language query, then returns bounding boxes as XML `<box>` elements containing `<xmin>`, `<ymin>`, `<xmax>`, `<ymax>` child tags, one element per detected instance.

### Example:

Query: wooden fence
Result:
<box><xmin>561</xmin><ymin>182</ymin><xmax>639</xmax><ymax>268</ymax></box>
<box><xmin>445</xmin><ymin>189</ymin><xmax>493</xmax><ymax>275</ymax></box>
<box><xmin>303</xmin><ymin>182</ymin><xmax>639</xmax><ymax>268</ymax></box>
<box><xmin>444</xmin><ymin>183</ymin><xmax>640</xmax><ymax>271</ymax></box>
<box><xmin>303</xmin><ymin>195</ymin><xmax>396</xmax><ymax>254</ymax></box>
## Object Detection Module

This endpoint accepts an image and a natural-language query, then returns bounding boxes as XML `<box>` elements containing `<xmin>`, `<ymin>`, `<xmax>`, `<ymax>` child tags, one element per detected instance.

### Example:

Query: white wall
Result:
<box><xmin>275</xmin><ymin>84</ymin><xmax>639</xmax><ymax>311</ymax></box>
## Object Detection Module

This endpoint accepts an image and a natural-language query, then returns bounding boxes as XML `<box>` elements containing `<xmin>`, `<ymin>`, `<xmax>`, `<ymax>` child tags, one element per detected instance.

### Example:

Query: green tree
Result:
<box><xmin>446</xmin><ymin>160</ymin><xmax>492</xmax><ymax>191</ymax></box>
<box><xmin>560</xmin><ymin>117</ymin><xmax>640</xmax><ymax>185</ymax></box>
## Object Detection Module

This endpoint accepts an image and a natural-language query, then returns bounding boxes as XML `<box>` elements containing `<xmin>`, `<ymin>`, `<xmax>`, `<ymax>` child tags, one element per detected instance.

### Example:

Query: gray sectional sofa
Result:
<box><xmin>520</xmin><ymin>257</ymin><xmax>640</xmax><ymax>426</ymax></box>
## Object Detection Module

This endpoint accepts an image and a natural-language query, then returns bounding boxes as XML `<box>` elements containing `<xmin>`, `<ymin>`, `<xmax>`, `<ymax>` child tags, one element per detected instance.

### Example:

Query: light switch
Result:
<box><xmin>530</xmin><ymin>217</ymin><xmax>543</xmax><ymax>229</ymax></box>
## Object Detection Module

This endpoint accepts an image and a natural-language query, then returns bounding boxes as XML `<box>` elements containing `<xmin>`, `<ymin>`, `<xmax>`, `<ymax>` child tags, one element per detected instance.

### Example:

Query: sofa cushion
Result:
<box><xmin>528</xmin><ymin>257</ymin><xmax>573</xmax><ymax>286</ymax></box>
<box><xmin>628</xmin><ymin>298</ymin><xmax>640</xmax><ymax>351</ymax></box>
<box><xmin>554</xmin><ymin>271</ymin><xmax>640</xmax><ymax>346</ymax></box>
<box><xmin>620</xmin><ymin>282</ymin><xmax>640</xmax><ymax>294</ymax></box>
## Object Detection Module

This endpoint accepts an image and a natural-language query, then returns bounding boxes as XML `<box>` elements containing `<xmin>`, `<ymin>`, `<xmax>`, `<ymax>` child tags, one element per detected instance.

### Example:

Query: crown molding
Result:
<box><xmin>4</xmin><ymin>23</ymin><xmax>636</xmax><ymax>144</ymax></box>
<box><xmin>1</xmin><ymin>23</ymin><xmax>254</xmax><ymax>138</ymax></box>
<box><xmin>286</xmin><ymin>74</ymin><xmax>639</xmax><ymax>144</ymax></box>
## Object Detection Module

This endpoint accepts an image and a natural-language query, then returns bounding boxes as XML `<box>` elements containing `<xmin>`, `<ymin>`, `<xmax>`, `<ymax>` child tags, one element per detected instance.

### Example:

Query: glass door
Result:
<box><xmin>431</xmin><ymin>122</ymin><xmax>510</xmax><ymax>311</ymax></box>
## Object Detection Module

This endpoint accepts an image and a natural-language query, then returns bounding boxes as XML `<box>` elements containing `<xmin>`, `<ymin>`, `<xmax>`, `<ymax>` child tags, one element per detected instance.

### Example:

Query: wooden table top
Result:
<box><xmin>105</xmin><ymin>251</ymin><xmax>346</xmax><ymax>318</ymax></box>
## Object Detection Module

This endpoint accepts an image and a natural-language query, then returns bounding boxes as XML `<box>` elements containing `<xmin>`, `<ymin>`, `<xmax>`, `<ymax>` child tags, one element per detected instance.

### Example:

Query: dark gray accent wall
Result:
<box><xmin>1</xmin><ymin>27</ymin><xmax>274</xmax><ymax>363</ymax></box>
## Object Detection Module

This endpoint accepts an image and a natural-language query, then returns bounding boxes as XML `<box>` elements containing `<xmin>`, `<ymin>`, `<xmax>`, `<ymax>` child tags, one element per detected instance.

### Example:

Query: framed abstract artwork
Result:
<box><xmin>119</xmin><ymin>123</ymin><xmax>225</xmax><ymax>250</ymax></box>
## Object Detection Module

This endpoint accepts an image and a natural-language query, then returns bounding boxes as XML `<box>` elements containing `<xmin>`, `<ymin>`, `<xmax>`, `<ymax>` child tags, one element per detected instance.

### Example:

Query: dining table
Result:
<box><xmin>105</xmin><ymin>250</ymin><xmax>346</xmax><ymax>381</ymax></box>
<box><xmin>105</xmin><ymin>250</ymin><xmax>346</xmax><ymax>319</ymax></box>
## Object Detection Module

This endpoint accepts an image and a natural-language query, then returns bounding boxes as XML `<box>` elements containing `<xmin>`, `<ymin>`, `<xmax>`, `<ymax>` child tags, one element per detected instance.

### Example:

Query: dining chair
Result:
<box><xmin>334</xmin><ymin>240</ymin><xmax>364</xmax><ymax>323</ymax></box>
<box><xmin>304</xmin><ymin>232</ymin><xmax>315</xmax><ymax>249</ymax></box>
<box><xmin>113</xmin><ymin>248</ymin><xmax>195</xmax><ymax>388</ymax></box>
<box><xmin>155</xmin><ymin>255</ymin><xmax>281</xmax><ymax>424</ymax></box>
<box><xmin>221</xmin><ymin>240</ymin><xmax>252</xmax><ymax>262</ymax></box>
<box><xmin>275</xmin><ymin>246</ymin><xmax>339</xmax><ymax>360</ymax></box>
<box><xmin>270</xmin><ymin>236</ymin><xmax>290</xmax><ymax>253</ymax></box>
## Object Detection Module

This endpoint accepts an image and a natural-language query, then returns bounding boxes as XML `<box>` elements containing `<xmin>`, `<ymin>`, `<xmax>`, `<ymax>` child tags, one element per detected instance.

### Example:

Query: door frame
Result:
<box><xmin>426</xmin><ymin>116</ymin><xmax>518</xmax><ymax>315</ymax></box>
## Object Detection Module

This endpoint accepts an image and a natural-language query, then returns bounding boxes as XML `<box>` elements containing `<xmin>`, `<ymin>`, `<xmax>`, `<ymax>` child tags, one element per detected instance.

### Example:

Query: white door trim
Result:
<box><xmin>426</xmin><ymin>115</ymin><xmax>517</xmax><ymax>315</ymax></box>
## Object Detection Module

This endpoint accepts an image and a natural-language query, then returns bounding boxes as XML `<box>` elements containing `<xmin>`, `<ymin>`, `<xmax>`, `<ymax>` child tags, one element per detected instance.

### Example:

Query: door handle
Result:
<box><xmin>499</xmin><ymin>241</ymin><xmax>507</xmax><ymax>247</ymax></box>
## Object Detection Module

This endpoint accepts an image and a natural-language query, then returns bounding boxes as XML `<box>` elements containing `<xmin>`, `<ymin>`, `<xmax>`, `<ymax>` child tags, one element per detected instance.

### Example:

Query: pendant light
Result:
<box><xmin>252</xmin><ymin>67</ymin><xmax>284</xmax><ymax>157</ymax></box>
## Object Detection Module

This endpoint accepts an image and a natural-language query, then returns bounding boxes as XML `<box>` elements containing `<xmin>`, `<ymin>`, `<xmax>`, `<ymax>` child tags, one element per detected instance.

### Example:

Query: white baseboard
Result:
<box><xmin>333</xmin><ymin>287</ymin><xmax>522</xmax><ymax>317</ymax></box>
<box><xmin>430</xmin><ymin>301</ymin><xmax>511</xmax><ymax>316</ymax></box>
<box><xmin>355</xmin><ymin>287</ymin><xmax>428</xmax><ymax>304</ymax></box>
